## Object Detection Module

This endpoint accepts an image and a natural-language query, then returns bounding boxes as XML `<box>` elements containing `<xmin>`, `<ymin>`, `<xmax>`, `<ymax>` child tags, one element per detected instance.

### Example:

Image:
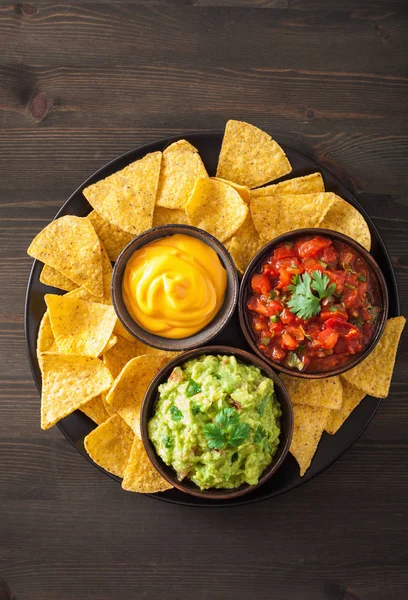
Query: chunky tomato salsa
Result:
<box><xmin>248</xmin><ymin>235</ymin><xmax>381</xmax><ymax>372</ymax></box>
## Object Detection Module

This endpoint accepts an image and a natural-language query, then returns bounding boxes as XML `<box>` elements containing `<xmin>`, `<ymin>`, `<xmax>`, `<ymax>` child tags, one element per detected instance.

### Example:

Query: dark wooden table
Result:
<box><xmin>1</xmin><ymin>2</ymin><xmax>407</xmax><ymax>599</ymax></box>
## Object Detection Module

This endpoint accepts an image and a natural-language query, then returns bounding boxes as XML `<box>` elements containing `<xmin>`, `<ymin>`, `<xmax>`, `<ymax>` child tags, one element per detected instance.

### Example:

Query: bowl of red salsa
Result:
<box><xmin>238</xmin><ymin>229</ymin><xmax>388</xmax><ymax>378</ymax></box>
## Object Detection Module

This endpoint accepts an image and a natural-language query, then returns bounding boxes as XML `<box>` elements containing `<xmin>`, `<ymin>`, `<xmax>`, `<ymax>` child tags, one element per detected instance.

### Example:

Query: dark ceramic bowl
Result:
<box><xmin>238</xmin><ymin>228</ymin><xmax>389</xmax><ymax>379</ymax></box>
<box><xmin>140</xmin><ymin>345</ymin><xmax>294</xmax><ymax>500</ymax></box>
<box><xmin>112</xmin><ymin>225</ymin><xmax>239</xmax><ymax>351</ymax></box>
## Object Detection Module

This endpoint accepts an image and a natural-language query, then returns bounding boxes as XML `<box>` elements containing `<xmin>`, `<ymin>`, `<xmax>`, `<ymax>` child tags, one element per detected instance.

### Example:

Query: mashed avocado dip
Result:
<box><xmin>148</xmin><ymin>354</ymin><xmax>281</xmax><ymax>490</ymax></box>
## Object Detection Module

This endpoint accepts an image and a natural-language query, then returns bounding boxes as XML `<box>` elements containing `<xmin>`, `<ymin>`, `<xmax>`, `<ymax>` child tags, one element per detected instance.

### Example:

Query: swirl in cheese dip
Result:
<box><xmin>122</xmin><ymin>234</ymin><xmax>227</xmax><ymax>339</ymax></box>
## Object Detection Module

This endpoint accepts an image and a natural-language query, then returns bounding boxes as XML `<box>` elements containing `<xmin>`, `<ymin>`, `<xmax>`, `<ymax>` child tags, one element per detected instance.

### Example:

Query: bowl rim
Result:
<box><xmin>111</xmin><ymin>224</ymin><xmax>239</xmax><ymax>351</ymax></box>
<box><xmin>238</xmin><ymin>227</ymin><xmax>389</xmax><ymax>379</ymax></box>
<box><xmin>140</xmin><ymin>345</ymin><xmax>294</xmax><ymax>500</ymax></box>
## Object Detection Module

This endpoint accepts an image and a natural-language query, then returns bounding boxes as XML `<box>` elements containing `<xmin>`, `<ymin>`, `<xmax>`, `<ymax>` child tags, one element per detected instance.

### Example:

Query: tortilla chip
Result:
<box><xmin>122</xmin><ymin>436</ymin><xmax>172</xmax><ymax>493</ymax></box>
<box><xmin>152</xmin><ymin>206</ymin><xmax>190</xmax><ymax>228</ymax></box>
<box><xmin>87</xmin><ymin>210</ymin><xmax>133</xmax><ymax>261</ymax></box>
<box><xmin>40</xmin><ymin>353</ymin><xmax>113</xmax><ymax>429</ymax></box>
<box><xmin>45</xmin><ymin>294</ymin><xmax>117</xmax><ymax>357</ymax></box>
<box><xmin>226</xmin><ymin>212</ymin><xmax>264</xmax><ymax>273</ymax></box>
<box><xmin>84</xmin><ymin>415</ymin><xmax>134</xmax><ymax>478</ymax></box>
<box><xmin>112</xmin><ymin>319</ymin><xmax>136</xmax><ymax>342</ymax></box>
<box><xmin>211</xmin><ymin>177</ymin><xmax>251</xmax><ymax>203</ymax></box>
<box><xmin>156</xmin><ymin>140</ymin><xmax>208</xmax><ymax>209</ymax></box>
<box><xmin>290</xmin><ymin>404</ymin><xmax>331</xmax><ymax>476</ymax></box>
<box><xmin>216</xmin><ymin>120</ymin><xmax>292</xmax><ymax>188</ymax></box>
<box><xmin>40</xmin><ymin>265</ymin><xmax>78</xmax><ymax>292</ymax></box>
<box><xmin>37</xmin><ymin>311</ymin><xmax>58</xmax><ymax>365</ymax></box>
<box><xmin>103</xmin><ymin>335</ymin><xmax>169</xmax><ymax>379</ymax></box>
<box><xmin>325</xmin><ymin>380</ymin><xmax>366</xmax><ymax>435</ymax></box>
<box><xmin>186</xmin><ymin>178</ymin><xmax>248</xmax><ymax>242</ymax></box>
<box><xmin>100</xmin><ymin>334</ymin><xmax>117</xmax><ymax>356</ymax></box>
<box><xmin>83</xmin><ymin>152</ymin><xmax>162</xmax><ymax>235</ymax></box>
<box><xmin>342</xmin><ymin>317</ymin><xmax>406</xmax><ymax>398</ymax></box>
<box><xmin>106</xmin><ymin>354</ymin><xmax>174</xmax><ymax>436</ymax></box>
<box><xmin>319</xmin><ymin>194</ymin><xmax>371</xmax><ymax>250</ymax></box>
<box><xmin>251</xmin><ymin>192</ymin><xmax>335</xmax><ymax>242</ymax></box>
<box><xmin>251</xmin><ymin>173</ymin><xmax>325</xmax><ymax>198</ymax></box>
<box><xmin>80</xmin><ymin>395</ymin><xmax>110</xmax><ymax>425</ymax></box>
<box><xmin>28</xmin><ymin>216</ymin><xmax>104</xmax><ymax>298</ymax></box>
<box><xmin>102</xmin><ymin>392</ymin><xmax>116</xmax><ymax>417</ymax></box>
<box><xmin>100</xmin><ymin>243</ymin><xmax>113</xmax><ymax>304</ymax></box>
<box><xmin>280</xmin><ymin>374</ymin><xmax>343</xmax><ymax>410</ymax></box>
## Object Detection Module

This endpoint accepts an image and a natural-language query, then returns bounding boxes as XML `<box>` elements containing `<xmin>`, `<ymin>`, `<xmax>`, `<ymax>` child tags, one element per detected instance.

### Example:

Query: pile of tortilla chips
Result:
<box><xmin>28</xmin><ymin>119</ymin><xmax>405</xmax><ymax>491</ymax></box>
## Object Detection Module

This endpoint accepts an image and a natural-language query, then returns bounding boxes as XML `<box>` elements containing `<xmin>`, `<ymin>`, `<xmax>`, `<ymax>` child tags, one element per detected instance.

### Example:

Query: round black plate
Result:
<box><xmin>25</xmin><ymin>132</ymin><xmax>400</xmax><ymax>507</ymax></box>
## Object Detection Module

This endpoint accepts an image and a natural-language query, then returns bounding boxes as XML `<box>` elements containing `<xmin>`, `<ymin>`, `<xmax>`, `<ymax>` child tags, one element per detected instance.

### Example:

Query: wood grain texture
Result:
<box><xmin>0</xmin><ymin>1</ymin><xmax>407</xmax><ymax>599</ymax></box>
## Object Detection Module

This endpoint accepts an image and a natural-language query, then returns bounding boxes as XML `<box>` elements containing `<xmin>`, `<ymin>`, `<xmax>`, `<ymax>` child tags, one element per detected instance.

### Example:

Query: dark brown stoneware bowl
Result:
<box><xmin>140</xmin><ymin>345</ymin><xmax>294</xmax><ymax>500</ymax></box>
<box><xmin>111</xmin><ymin>225</ymin><xmax>239</xmax><ymax>351</ymax></box>
<box><xmin>238</xmin><ymin>228</ymin><xmax>389</xmax><ymax>380</ymax></box>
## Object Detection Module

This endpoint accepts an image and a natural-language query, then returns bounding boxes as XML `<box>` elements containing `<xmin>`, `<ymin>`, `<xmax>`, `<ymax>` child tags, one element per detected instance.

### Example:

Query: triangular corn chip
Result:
<box><xmin>80</xmin><ymin>395</ymin><xmax>110</xmax><ymax>425</ymax></box>
<box><xmin>28</xmin><ymin>216</ymin><xmax>104</xmax><ymax>297</ymax></box>
<box><xmin>186</xmin><ymin>177</ymin><xmax>248</xmax><ymax>242</ymax></box>
<box><xmin>83</xmin><ymin>152</ymin><xmax>162</xmax><ymax>235</ymax></box>
<box><xmin>122</xmin><ymin>436</ymin><xmax>172</xmax><ymax>493</ymax></box>
<box><xmin>251</xmin><ymin>173</ymin><xmax>324</xmax><ymax>198</ymax></box>
<box><xmin>226</xmin><ymin>212</ymin><xmax>263</xmax><ymax>273</ymax></box>
<box><xmin>290</xmin><ymin>404</ymin><xmax>331</xmax><ymax>476</ymax></box>
<box><xmin>156</xmin><ymin>140</ymin><xmax>208</xmax><ymax>209</ymax></box>
<box><xmin>87</xmin><ymin>210</ymin><xmax>133</xmax><ymax>261</ymax></box>
<box><xmin>211</xmin><ymin>177</ymin><xmax>251</xmax><ymax>203</ymax></box>
<box><xmin>45</xmin><ymin>294</ymin><xmax>117</xmax><ymax>357</ymax></box>
<box><xmin>319</xmin><ymin>194</ymin><xmax>371</xmax><ymax>250</ymax></box>
<box><xmin>84</xmin><ymin>415</ymin><xmax>134</xmax><ymax>477</ymax></box>
<box><xmin>325</xmin><ymin>379</ymin><xmax>366</xmax><ymax>435</ymax></box>
<box><xmin>40</xmin><ymin>353</ymin><xmax>113</xmax><ymax>429</ymax></box>
<box><xmin>40</xmin><ymin>265</ymin><xmax>78</xmax><ymax>292</ymax></box>
<box><xmin>216</xmin><ymin>120</ymin><xmax>292</xmax><ymax>188</ymax></box>
<box><xmin>152</xmin><ymin>206</ymin><xmax>190</xmax><ymax>228</ymax></box>
<box><xmin>280</xmin><ymin>374</ymin><xmax>343</xmax><ymax>410</ymax></box>
<box><xmin>342</xmin><ymin>317</ymin><xmax>406</xmax><ymax>398</ymax></box>
<box><xmin>251</xmin><ymin>192</ymin><xmax>335</xmax><ymax>242</ymax></box>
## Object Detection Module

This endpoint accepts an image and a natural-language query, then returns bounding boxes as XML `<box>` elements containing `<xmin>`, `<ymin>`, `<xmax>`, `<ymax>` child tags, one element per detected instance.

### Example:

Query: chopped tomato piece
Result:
<box><xmin>280</xmin><ymin>308</ymin><xmax>296</xmax><ymax>325</ymax></box>
<box><xmin>272</xmin><ymin>346</ymin><xmax>285</xmax><ymax>361</ymax></box>
<box><xmin>281</xmin><ymin>333</ymin><xmax>298</xmax><ymax>350</ymax></box>
<box><xmin>326</xmin><ymin>271</ymin><xmax>346</xmax><ymax>294</ymax></box>
<box><xmin>251</xmin><ymin>273</ymin><xmax>271</xmax><ymax>296</ymax></box>
<box><xmin>273</xmin><ymin>245</ymin><xmax>296</xmax><ymax>260</ymax></box>
<box><xmin>320</xmin><ymin>305</ymin><xmax>348</xmax><ymax>321</ymax></box>
<box><xmin>285</xmin><ymin>325</ymin><xmax>305</xmax><ymax>342</ymax></box>
<box><xmin>298</xmin><ymin>236</ymin><xmax>332</xmax><ymax>260</ymax></box>
<box><xmin>277</xmin><ymin>268</ymin><xmax>291</xmax><ymax>289</ymax></box>
<box><xmin>324</xmin><ymin>317</ymin><xmax>358</xmax><ymax>335</ymax></box>
<box><xmin>303</xmin><ymin>259</ymin><xmax>325</xmax><ymax>273</ymax></box>
<box><xmin>269</xmin><ymin>320</ymin><xmax>284</xmax><ymax>335</ymax></box>
<box><xmin>253</xmin><ymin>317</ymin><xmax>269</xmax><ymax>332</ymax></box>
<box><xmin>317</xmin><ymin>328</ymin><xmax>339</xmax><ymax>350</ymax></box>
<box><xmin>321</xmin><ymin>245</ymin><xmax>338</xmax><ymax>265</ymax></box>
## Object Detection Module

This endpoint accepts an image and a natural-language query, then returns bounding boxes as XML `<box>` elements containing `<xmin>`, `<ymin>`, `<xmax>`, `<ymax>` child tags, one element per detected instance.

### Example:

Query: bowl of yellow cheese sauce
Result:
<box><xmin>112</xmin><ymin>225</ymin><xmax>239</xmax><ymax>351</ymax></box>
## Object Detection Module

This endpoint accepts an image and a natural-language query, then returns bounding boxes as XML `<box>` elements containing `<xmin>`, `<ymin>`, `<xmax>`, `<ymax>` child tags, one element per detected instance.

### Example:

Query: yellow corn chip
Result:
<box><xmin>280</xmin><ymin>374</ymin><xmax>343</xmax><ymax>410</ymax></box>
<box><xmin>83</xmin><ymin>152</ymin><xmax>162</xmax><ymax>235</ymax></box>
<box><xmin>319</xmin><ymin>194</ymin><xmax>371</xmax><ymax>250</ymax></box>
<box><xmin>251</xmin><ymin>192</ymin><xmax>335</xmax><ymax>242</ymax></box>
<box><xmin>342</xmin><ymin>316</ymin><xmax>406</xmax><ymax>398</ymax></box>
<box><xmin>80</xmin><ymin>395</ymin><xmax>110</xmax><ymax>425</ymax></box>
<box><xmin>325</xmin><ymin>379</ymin><xmax>366</xmax><ymax>435</ymax></box>
<box><xmin>211</xmin><ymin>177</ymin><xmax>251</xmax><ymax>203</ymax></box>
<box><xmin>84</xmin><ymin>415</ymin><xmax>134</xmax><ymax>478</ymax></box>
<box><xmin>102</xmin><ymin>392</ymin><xmax>116</xmax><ymax>417</ymax></box>
<box><xmin>40</xmin><ymin>265</ymin><xmax>78</xmax><ymax>292</ymax></box>
<box><xmin>186</xmin><ymin>178</ymin><xmax>248</xmax><ymax>242</ymax></box>
<box><xmin>40</xmin><ymin>353</ymin><xmax>113</xmax><ymax>429</ymax></box>
<box><xmin>87</xmin><ymin>210</ymin><xmax>133</xmax><ymax>261</ymax></box>
<box><xmin>156</xmin><ymin>140</ymin><xmax>208</xmax><ymax>209</ymax></box>
<box><xmin>100</xmin><ymin>334</ymin><xmax>117</xmax><ymax>356</ymax></box>
<box><xmin>37</xmin><ymin>311</ymin><xmax>58</xmax><ymax>356</ymax></box>
<box><xmin>113</xmin><ymin>319</ymin><xmax>137</xmax><ymax>342</ymax></box>
<box><xmin>45</xmin><ymin>294</ymin><xmax>117</xmax><ymax>357</ymax></box>
<box><xmin>216</xmin><ymin>120</ymin><xmax>292</xmax><ymax>188</ymax></box>
<box><xmin>251</xmin><ymin>173</ymin><xmax>325</xmax><ymax>198</ymax></box>
<box><xmin>226</xmin><ymin>212</ymin><xmax>263</xmax><ymax>273</ymax></box>
<box><xmin>103</xmin><ymin>335</ymin><xmax>169</xmax><ymax>379</ymax></box>
<box><xmin>106</xmin><ymin>354</ymin><xmax>174</xmax><ymax>436</ymax></box>
<box><xmin>290</xmin><ymin>404</ymin><xmax>331</xmax><ymax>476</ymax></box>
<box><xmin>100</xmin><ymin>242</ymin><xmax>113</xmax><ymax>304</ymax></box>
<box><xmin>28</xmin><ymin>216</ymin><xmax>104</xmax><ymax>298</ymax></box>
<box><xmin>122</xmin><ymin>436</ymin><xmax>172</xmax><ymax>493</ymax></box>
<box><xmin>152</xmin><ymin>206</ymin><xmax>190</xmax><ymax>228</ymax></box>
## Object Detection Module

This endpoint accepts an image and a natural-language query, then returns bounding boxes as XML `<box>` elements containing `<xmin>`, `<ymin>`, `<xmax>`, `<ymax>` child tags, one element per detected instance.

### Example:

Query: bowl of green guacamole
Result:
<box><xmin>141</xmin><ymin>346</ymin><xmax>293</xmax><ymax>500</ymax></box>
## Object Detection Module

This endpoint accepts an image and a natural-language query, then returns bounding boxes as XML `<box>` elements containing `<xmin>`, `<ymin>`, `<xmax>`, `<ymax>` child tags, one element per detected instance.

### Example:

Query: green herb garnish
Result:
<box><xmin>170</xmin><ymin>404</ymin><xmax>183</xmax><ymax>422</ymax></box>
<box><xmin>350</xmin><ymin>316</ymin><xmax>364</xmax><ymax>328</ymax></box>
<box><xmin>254</xmin><ymin>426</ymin><xmax>264</xmax><ymax>444</ymax></box>
<box><xmin>261</xmin><ymin>335</ymin><xmax>271</xmax><ymax>345</ymax></box>
<box><xmin>258</xmin><ymin>396</ymin><xmax>268</xmax><ymax>416</ymax></box>
<box><xmin>231</xmin><ymin>452</ymin><xmax>238</xmax><ymax>463</ymax></box>
<box><xmin>186</xmin><ymin>379</ymin><xmax>201</xmax><ymax>397</ymax></box>
<box><xmin>357</xmin><ymin>273</ymin><xmax>366</xmax><ymax>282</ymax></box>
<box><xmin>270</xmin><ymin>313</ymin><xmax>280</xmax><ymax>323</ymax></box>
<box><xmin>269</xmin><ymin>290</ymin><xmax>277</xmax><ymax>300</ymax></box>
<box><xmin>163</xmin><ymin>435</ymin><xmax>172</xmax><ymax>448</ymax></box>
<box><xmin>203</xmin><ymin>408</ymin><xmax>250</xmax><ymax>450</ymax></box>
<box><xmin>287</xmin><ymin>351</ymin><xmax>304</xmax><ymax>371</ymax></box>
<box><xmin>191</xmin><ymin>403</ymin><xmax>201</xmax><ymax>416</ymax></box>
<box><xmin>287</xmin><ymin>271</ymin><xmax>336</xmax><ymax>320</ymax></box>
